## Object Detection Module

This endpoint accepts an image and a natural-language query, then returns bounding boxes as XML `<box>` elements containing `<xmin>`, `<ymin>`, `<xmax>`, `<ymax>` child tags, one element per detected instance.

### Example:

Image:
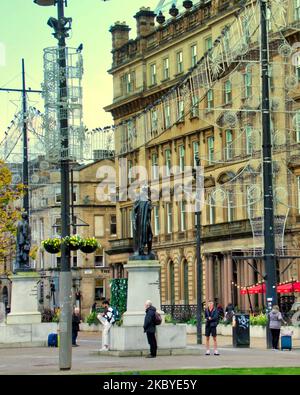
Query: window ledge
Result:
<box><xmin>149</xmin><ymin>83</ymin><xmax>157</xmax><ymax>89</ymax></box>
<box><xmin>161</xmin><ymin>77</ymin><xmax>170</xmax><ymax>83</ymax></box>
<box><xmin>174</xmin><ymin>72</ymin><xmax>184</xmax><ymax>78</ymax></box>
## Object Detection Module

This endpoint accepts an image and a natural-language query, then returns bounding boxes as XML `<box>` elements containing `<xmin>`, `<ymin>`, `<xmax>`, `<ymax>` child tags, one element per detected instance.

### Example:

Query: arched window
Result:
<box><xmin>183</xmin><ymin>260</ymin><xmax>189</xmax><ymax>305</ymax></box>
<box><xmin>169</xmin><ymin>261</ymin><xmax>175</xmax><ymax>305</ymax></box>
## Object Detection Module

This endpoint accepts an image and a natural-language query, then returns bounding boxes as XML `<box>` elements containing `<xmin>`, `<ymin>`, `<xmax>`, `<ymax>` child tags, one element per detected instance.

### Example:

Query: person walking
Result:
<box><xmin>97</xmin><ymin>300</ymin><xmax>114</xmax><ymax>351</ymax></box>
<box><xmin>72</xmin><ymin>307</ymin><xmax>81</xmax><ymax>347</ymax></box>
<box><xmin>205</xmin><ymin>300</ymin><xmax>220</xmax><ymax>355</ymax></box>
<box><xmin>143</xmin><ymin>300</ymin><xmax>157</xmax><ymax>358</ymax></box>
<box><xmin>225</xmin><ymin>302</ymin><xmax>235</xmax><ymax>323</ymax></box>
<box><xmin>269</xmin><ymin>305</ymin><xmax>286</xmax><ymax>350</ymax></box>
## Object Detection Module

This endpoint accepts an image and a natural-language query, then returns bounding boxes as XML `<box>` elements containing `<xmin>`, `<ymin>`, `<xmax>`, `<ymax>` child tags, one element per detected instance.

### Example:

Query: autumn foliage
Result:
<box><xmin>0</xmin><ymin>160</ymin><xmax>24</xmax><ymax>261</ymax></box>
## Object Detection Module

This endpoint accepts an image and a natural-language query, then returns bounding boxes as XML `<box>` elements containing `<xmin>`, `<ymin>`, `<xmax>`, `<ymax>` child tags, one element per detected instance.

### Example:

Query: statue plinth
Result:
<box><xmin>7</xmin><ymin>271</ymin><xmax>41</xmax><ymax>325</ymax></box>
<box><xmin>108</xmin><ymin>259</ymin><xmax>187</xmax><ymax>353</ymax></box>
<box><xmin>122</xmin><ymin>260</ymin><xmax>163</xmax><ymax>326</ymax></box>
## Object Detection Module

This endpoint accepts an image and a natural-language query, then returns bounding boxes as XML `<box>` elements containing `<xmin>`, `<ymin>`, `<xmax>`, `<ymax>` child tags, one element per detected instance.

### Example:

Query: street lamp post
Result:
<box><xmin>34</xmin><ymin>0</ymin><xmax>73</xmax><ymax>369</ymax></box>
<box><xmin>194</xmin><ymin>154</ymin><xmax>202</xmax><ymax>344</ymax></box>
<box><xmin>260</xmin><ymin>0</ymin><xmax>278</xmax><ymax>349</ymax></box>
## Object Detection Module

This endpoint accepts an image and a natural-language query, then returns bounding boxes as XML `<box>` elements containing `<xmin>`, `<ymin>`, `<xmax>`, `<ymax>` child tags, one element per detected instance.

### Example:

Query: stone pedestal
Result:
<box><xmin>123</xmin><ymin>260</ymin><xmax>164</xmax><ymax>326</ymax></box>
<box><xmin>107</xmin><ymin>259</ymin><xmax>187</xmax><ymax>355</ymax></box>
<box><xmin>7</xmin><ymin>272</ymin><xmax>41</xmax><ymax>325</ymax></box>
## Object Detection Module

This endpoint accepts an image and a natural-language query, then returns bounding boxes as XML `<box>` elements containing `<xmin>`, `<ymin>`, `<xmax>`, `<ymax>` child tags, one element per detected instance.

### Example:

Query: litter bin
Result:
<box><xmin>232</xmin><ymin>314</ymin><xmax>250</xmax><ymax>348</ymax></box>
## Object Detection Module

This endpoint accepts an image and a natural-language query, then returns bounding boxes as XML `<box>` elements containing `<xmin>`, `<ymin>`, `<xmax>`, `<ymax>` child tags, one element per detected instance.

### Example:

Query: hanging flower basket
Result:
<box><xmin>42</xmin><ymin>238</ymin><xmax>61</xmax><ymax>254</ymax></box>
<box><xmin>80</xmin><ymin>237</ymin><xmax>99</xmax><ymax>254</ymax></box>
<box><xmin>63</xmin><ymin>235</ymin><xmax>83</xmax><ymax>251</ymax></box>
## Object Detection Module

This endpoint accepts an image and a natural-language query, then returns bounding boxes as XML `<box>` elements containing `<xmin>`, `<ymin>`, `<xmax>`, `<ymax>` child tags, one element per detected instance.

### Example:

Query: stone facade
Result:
<box><xmin>105</xmin><ymin>1</ymin><xmax>300</xmax><ymax>312</ymax></box>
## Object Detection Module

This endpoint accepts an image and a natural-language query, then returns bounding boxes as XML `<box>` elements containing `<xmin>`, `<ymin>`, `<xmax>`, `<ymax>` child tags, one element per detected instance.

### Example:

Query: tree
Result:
<box><xmin>0</xmin><ymin>161</ymin><xmax>24</xmax><ymax>268</ymax></box>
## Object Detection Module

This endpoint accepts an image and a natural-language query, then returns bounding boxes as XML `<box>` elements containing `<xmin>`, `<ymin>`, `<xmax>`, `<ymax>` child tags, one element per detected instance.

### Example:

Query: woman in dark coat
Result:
<box><xmin>72</xmin><ymin>307</ymin><xmax>81</xmax><ymax>346</ymax></box>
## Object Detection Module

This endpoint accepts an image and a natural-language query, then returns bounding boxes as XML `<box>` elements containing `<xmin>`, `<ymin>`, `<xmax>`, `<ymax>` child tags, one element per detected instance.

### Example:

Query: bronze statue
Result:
<box><xmin>130</xmin><ymin>186</ymin><xmax>155</xmax><ymax>260</ymax></box>
<box><xmin>15</xmin><ymin>212</ymin><xmax>31</xmax><ymax>271</ymax></box>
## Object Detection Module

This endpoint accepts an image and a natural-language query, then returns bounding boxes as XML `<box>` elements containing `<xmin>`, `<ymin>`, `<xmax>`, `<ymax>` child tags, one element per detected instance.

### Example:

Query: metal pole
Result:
<box><xmin>22</xmin><ymin>59</ymin><xmax>30</xmax><ymax>217</ymax></box>
<box><xmin>56</xmin><ymin>0</ymin><xmax>72</xmax><ymax>370</ymax></box>
<box><xmin>195</xmin><ymin>155</ymin><xmax>202</xmax><ymax>344</ymax></box>
<box><xmin>260</xmin><ymin>0</ymin><xmax>277</xmax><ymax>349</ymax></box>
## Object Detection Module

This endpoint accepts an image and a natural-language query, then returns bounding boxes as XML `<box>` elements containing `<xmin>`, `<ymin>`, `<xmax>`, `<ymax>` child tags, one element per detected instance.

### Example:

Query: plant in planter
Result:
<box><xmin>63</xmin><ymin>234</ymin><xmax>83</xmax><ymax>251</ymax></box>
<box><xmin>86</xmin><ymin>311</ymin><xmax>99</xmax><ymax>326</ymax></box>
<box><xmin>42</xmin><ymin>238</ymin><xmax>61</xmax><ymax>254</ymax></box>
<box><xmin>80</xmin><ymin>237</ymin><xmax>99</xmax><ymax>254</ymax></box>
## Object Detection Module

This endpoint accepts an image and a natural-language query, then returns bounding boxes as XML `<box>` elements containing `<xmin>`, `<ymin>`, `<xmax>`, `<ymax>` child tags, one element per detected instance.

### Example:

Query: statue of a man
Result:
<box><xmin>15</xmin><ymin>212</ymin><xmax>31</xmax><ymax>271</ymax></box>
<box><xmin>131</xmin><ymin>185</ymin><xmax>154</xmax><ymax>259</ymax></box>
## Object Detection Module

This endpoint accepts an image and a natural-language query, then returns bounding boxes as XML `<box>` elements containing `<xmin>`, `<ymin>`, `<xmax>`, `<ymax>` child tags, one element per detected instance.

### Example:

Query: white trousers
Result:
<box><xmin>99</xmin><ymin>316</ymin><xmax>112</xmax><ymax>347</ymax></box>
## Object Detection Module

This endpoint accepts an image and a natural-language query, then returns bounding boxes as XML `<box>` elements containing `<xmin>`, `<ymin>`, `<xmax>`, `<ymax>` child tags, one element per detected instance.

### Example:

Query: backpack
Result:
<box><xmin>111</xmin><ymin>306</ymin><xmax>120</xmax><ymax>323</ymax></box>
<box><xmin>154</xmin><ymin>311</ymin><xmax>162</xmax><ymax>325</ymax></box>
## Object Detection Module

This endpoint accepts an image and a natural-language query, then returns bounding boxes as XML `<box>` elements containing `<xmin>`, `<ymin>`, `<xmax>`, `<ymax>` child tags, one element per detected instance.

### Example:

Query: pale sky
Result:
<box><xmin>0</xmin><ymin>0</ymin><xmax>168</xmax><ymax>138</ymax></box>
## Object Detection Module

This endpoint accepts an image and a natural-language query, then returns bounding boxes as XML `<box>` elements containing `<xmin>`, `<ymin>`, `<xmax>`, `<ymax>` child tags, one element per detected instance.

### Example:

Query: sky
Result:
<box><xmin>0</xmin><ymin>0</ymin><xmax>176</xmax><ymax>138</ymax></box>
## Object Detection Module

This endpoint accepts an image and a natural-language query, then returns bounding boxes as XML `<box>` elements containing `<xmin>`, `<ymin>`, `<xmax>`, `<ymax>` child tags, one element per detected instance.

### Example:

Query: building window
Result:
<box><xmin>56</xmin><ymin>257</ymin><xmax>61</xmax><ymax>270</ymax></box>
<box><xmin>110</xmin><ymin>215</ymin><xmax>117</xmax><ymax>236</ymax></box>
<box><xmin>266</xmin><ymin>7</ymin><xmax>272</xmax><ymax>31</ymax></box>
<box><xmin>246</xmin><ymin>125</ymin><xmax>253</xmax><ymax>155</ymax></box>
<box><xmin>164</xmin><ymin>103</ymin><xmax>171</xmax><ymax>128</ymax></box>
<box><xmin>129</xmin><ymin>209</ymin><xmax>133</xmax><ymax>237</ymax></box>
<box><xmin>191</xmin><ymin>44</ymin><xmax>197</xmax><ymax>67</ymax></box>
<box><xmin>207</xmin><ymin>89</ymin><xmax>213</xmax><ymax>111</ymax></box>
<box><xmin>183</xmin><ymin>260</ymin><xmax>189</xmax><ymax>304</ymax></box>
<box><xmin>151</xmin><ymin>109</ymin><xmax>158</xmax><ymax>132</ymax></box>
<box><xmin>152</xmin><ymin>153</ymin><xmax>159</xmax><ymax>180</ymax></box>
<box><xmin>298</xmin><ymin>176</ymin><xmax>300</xmax><ymax>213</ymax></box>
<box><xmin>241</xmin><ymin>17</ymin><xmax>250</xmax><ymax>44</ymax></box>
<box><xmin>177</xmin><ymin>99</ymin><xmax>184</xmax><ymax>122</ymax></box>
<box><xmin>169</xmin><ymin>261</ymin><xmax>175</xmax><ymax>304</ymax></box>
<box><xmin>40</xmin><ymin>252</ymin><xmax>44</xmax><ymax>270</ymax></box>
<box><xmin>176</xmin><ymin>51</ymin><xmax>183</xmax><ymax>74</ymax></box>
<box><xmin>295</xmin><ymin>0</ymin><xmax>300</xmax><ymax>20</ymax></box>
<box><xmin>94</xmin><ymin>215</ymin><xmax>104</xmax><ymax>237</ymax></box>
<box><xmin>223</xmin><ymin>28</ymin><xmax>230</xmax><ymax>52</ymax></box>
<box><xmin>205</xmin><ymin>36</ymin><xmax>212</xmax><ymax>52</ymax></box>
<box><xmin>224</xmin><ymin>80</ymin><xmax>232</xmax><ymax>104</ymax></box>
<box><xmin>165</xmin><ymin>148</ymin><xmax>171</xmax><ymax>176</ymax></box>
<box><xmin>193</xmin><ymin>141</ymin><xmax>199</xmax><ymax>168</ymax></box>
<box><xmin>73</xmin><ymin>253</ymin><xmax>78</xmax><ymax>268</ymax></box>
<box><xmin>163</xmin><ymin>57</ymin><xmax>169</xmax><ymax>80</ymax></box>
<box><xmin>122</xmin><ymin>72</ymin><xmax>134</xmax><ymax>94</ymax></box>
<box><xmin>95</xmin><ymin>248</ymin><xmax>104</xmax><ymax>267</ymax></box>
<box><xmin>179</xmin><ymin>144</ymin><xmax>185</xmax><ymax>172</ymax></box>
<box><xmin>246</xmin><ymin>186</ymin><xmax>256</xmax><ymax>217</ymax></box>
<box><xmin>191</xmin><ymin>95</ymin><xmax>199</xmax><ymax>117</ymax></box>
<box><xmin>208</xmin><ymin>194</ymin><xmax>215</xmax><ymax>224</ymax></box>
<box><xmin>166</xmin><ymin>203</ymin><xmax>172</xmax><ymax>233</ymax></box>
<box><xmin>180</xmin><ymin>201</ymin><xmax>186</xmax><ymax>231</ymax></box>
<box><xmin>55</xmin><ymin>186</ymin><xmax>61</xmax><ymax>204</ymax></box>
<box><xmin>154</xmin><ymin>206</ymin><xmax>160</xmax><ymax>236</ymax></box>
<box><xmin>128</xmin><ymin>159</ymin><xmax>133</xmax><ymax>183</ymax></box>
<box><xmin>150</xmin><ymin>63</ymin><xmax>157</xmax><ymax>85</ymax></box>
<box><xmin>225</xmin><ymin>130</ymin><xmax>233</xmax><ymax>160</ymax></box>
<box><xmin>95</xmin><ymin>279</ymin><xmax>104</xmax><ymax>300</ymax></box>
<box><xmin>244</xmin><ymin>65</ymin><xmax>252</xmax><ymax>98</ymax></box>
<box><xmin>54</xmin><ymin>217</ymin><xmax>61</xmax><ymax>236</ymax></box>
<box><xmin>207</xmin><ymin>136</ymin><xmax>214</xmax><ymax>165</ymax></box>
<box><xmin>227</xmin><ymin>191</ymin><xmax>234</xmax><ymax>222</ymax></box>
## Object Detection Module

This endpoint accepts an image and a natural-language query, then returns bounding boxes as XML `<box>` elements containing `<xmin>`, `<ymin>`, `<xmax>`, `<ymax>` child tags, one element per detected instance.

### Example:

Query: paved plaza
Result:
<box><xmin>0</xmin><ymin>332</ymin><xmax>299</xmax><ymax>375</ymax></box>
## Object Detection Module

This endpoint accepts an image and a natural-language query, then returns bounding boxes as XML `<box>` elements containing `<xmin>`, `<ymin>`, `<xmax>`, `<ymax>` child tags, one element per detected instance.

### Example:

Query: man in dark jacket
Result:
<box><xmin>72</xmin><ymin>307</ymin><xmax>81</xmax><ymax>347</ymax></box>
<box><xmin>205</xmin><ymin>300</ymin><xmax>219</xmax><ymax>355</ymax></box>
<box><xmin>143</xmin><ymin>300</ymin><xmax>157</xmax><ymax>358</ymax></box>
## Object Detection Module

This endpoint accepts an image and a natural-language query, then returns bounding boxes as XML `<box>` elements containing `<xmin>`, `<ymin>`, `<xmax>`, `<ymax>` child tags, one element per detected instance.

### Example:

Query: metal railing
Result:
<box><xmin>161</xmin><ymin>304</ymin><xmax>197</xmax><ymax>321</ymax></box>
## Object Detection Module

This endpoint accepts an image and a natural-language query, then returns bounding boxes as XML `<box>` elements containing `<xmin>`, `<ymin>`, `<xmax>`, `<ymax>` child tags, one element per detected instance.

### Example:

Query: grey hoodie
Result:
<box><xmin>269</xmin><ymin>310</ymin><xmax>283</xmax><ymax>329</ymax></box>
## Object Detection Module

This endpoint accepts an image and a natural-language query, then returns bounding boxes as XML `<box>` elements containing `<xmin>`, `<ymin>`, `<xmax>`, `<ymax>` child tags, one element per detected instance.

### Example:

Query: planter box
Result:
<box><xmin>80</xmin><ymin>323</ymin><xmax>101</xmax><ymax>332</ymax></box>
<box><xmin>186</xmin><ymin>324</ymin><xmax>300</xmax><ymax>339</ymax></box>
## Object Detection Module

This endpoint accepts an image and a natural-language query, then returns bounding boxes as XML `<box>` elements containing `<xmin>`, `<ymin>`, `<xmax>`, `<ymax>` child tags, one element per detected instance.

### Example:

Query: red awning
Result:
<box><xmin>277</xmin><ymin>281</ymin><xmax>300</xmax><ymax>293</ymax></box>
<box><xmin>240</xmin><ymin>283</ymin><xmax>266</xmax><ymax>295</ymax></box>
<box><xmin>240</xmin><ymin>281</ymin><xmax>300</xmax><ymax>295</ymax></box>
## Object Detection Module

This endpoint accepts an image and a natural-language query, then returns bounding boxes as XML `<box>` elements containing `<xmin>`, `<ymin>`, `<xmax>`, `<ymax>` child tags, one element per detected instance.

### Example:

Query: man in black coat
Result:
<box><xmin>143</xmin><ymin>300</ymin><xmax>157</xmax><ymax>358</ymax></box>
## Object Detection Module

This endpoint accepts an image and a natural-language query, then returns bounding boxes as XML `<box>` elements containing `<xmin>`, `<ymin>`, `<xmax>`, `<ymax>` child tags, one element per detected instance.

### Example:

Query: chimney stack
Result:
<box><xmin>134</xmin><ymin>7</ymin><xmax>156</xmax><ymax>38</ymax></box>
<box><xmin>109</xmin><ymin>21</ymin><xmax>131</xmax><ymax>50</ymax></box>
